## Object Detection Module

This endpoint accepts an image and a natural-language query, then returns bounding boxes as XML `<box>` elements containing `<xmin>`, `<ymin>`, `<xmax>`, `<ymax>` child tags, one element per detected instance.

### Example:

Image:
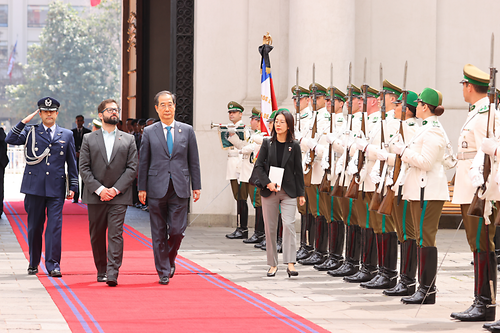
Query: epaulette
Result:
<box><xmin>300</xmin><ymin>112</ymin><xmax>309</xmax><ymax>119</ymax></box>
<box><xmin>408</xmin><ymin>123</ymin><xmax>415</xmax><ymax>126</ymax></box>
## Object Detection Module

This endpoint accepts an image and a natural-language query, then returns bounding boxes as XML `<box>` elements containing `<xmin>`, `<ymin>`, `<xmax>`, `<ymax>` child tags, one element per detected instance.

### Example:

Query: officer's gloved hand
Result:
<box><xmin>481</xmin><ymin>137</ymin><xmax>500</xmax><ymax>157</ymax></box>
<box><xmin>326</xmin><ymin>133</ymin><xmax>336</xmax><ymax>144</ymax></box>
<box><xmin>469</xmin><ymin>167</ymin><xmax>484</xmax><ymax>188</ymax></box>
<box><xmin>377</xmin><ymin>148</ymin><xmax>389</xmax><ymax>161</ymax></box>
<box><xmin>306</xmin><ymin>137</ymin><xmax>318</xmax><ymax>150</ymax></box>
<box><xmin>356</xmin><ymin>137</ymin><xmax>368</xmax><ymax>152</ymax></box>
<box><xmin>392</xmin><ymin>141</ymin><xmax>406</xmax><ymax>156</ymax></box>
<box><xmin>228</xmin><ymin>127</ymin><xmax>237</xmax><ymax>135</ymax></box>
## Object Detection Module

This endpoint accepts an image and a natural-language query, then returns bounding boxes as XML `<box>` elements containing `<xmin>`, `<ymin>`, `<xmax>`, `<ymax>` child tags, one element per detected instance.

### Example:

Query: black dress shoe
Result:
<box><xmin>267</xmin><ymin>267</ymin><xmax>278</xmax><ymax>277</ymax></box>
<box><xmin>314</xmin><ymin>256</ymin><xmax>342</xmax><ymax>271</ymax></box>
<box><xmin>225</xmin><ymin>228</ymin><xmax>248</xmax><ymax>239</ymax></box>
<box><xmin>255</xmin><ymin>239</ymin><xmax>266</xmax><ymax>248</ymax></box>
<box><xmin>327</xmin><ymin>260</ymin><xmax>359</xmax><ymax>277</ymax></box>
<box><xmin>106</xmin><ymin>279</ymin><xmax>118</xmax><ymax>287</ymax></box>
<box><xmin>49</xmin><ymin>269</ymin><xmax>62</xmax><ymax>278</ymax></box>
<box><xmin>27</xmin><ymin>266</ymin><xmax>38</xmax><ymax>275</ymax></box>
<box><xmin>296</xmin><ymin>246</ymin><xmax>313</xmax><ymax>260</ymax></box>
<box><xmin>97</xmin><ymin>274</ymin><xmax>108</xmax><ymax>282</ymax></box>
<box><xmin>298</xmin><ymin>251</ymin><xmax>326</xmax><ymax>265</ymax></box>
<box><xmin>243</xmin><ymin>232</ymin><xmax>265</xmax><ymax>244</ymax></box>
<box><xmin>170</xmin><ymin>263</ymin><xmax>176</xmax><ymax>278</ymax></box>
<box><xmin>159</xmin><ymin>276</ymin><xmax>170</xmax><ymax>285</ymax></box>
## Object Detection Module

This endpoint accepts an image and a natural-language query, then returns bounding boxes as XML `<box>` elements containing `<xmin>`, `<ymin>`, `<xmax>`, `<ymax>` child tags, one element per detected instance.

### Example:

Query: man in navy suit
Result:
<box><xmin>138</xmin><ymin>90</ymin><xmax>201</xmax><ymax>285</ymax></box>
<box><xmin>6</xmin><ymin>97</ymin><xmax>78</xmax><ymax>277</ymax></box>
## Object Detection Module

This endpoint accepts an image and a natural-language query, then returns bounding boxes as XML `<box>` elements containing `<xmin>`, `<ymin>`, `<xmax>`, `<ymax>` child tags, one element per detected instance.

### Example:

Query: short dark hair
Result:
<box><xmin>98</xmin><ymin>99</ymin><xmax>118</xmax><ymax>113</ymax></box>
<box><xmin>154</xmin><ymin>90</ymin><xmax>176</xmax><ymax>106</ymax></box>
<box><xmin>75</xmin><ymin>115</ymin><xmax>84</xmax><ymax>120</ymax></box>
<box><xmin>271</xmin><ymin>109</ymin><xmax>295</xmax><ymax>143</ymax></box>
<box><xmin>131</xmin><ymin>119</ymin><xmax>138</xmax><ymax>125</ymax></box>
<box><xmin>467</xmin><ymin>82</ymin><xmax>489</xmax><ymax>94</ymax></box>
<box><xmin>138</xmin><ymin>119</ymin><xmax>146</xmax><ymax>126</ymax></box>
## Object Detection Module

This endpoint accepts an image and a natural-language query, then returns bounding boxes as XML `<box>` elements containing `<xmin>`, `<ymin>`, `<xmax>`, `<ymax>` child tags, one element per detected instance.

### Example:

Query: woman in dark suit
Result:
<box><xmin>255</xmin><ymin>109</ymin><xmax>305</xmax><ymax>277</ymax></box>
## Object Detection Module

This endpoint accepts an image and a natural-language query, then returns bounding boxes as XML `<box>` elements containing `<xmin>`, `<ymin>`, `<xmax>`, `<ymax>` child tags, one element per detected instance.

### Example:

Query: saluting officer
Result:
<box><xmin>451</xmin><ymin>64</ymin><xmax>498</xmax><ymax>322</ymax></box>
<box><xmin>6</xmin><ymin>97</ymin><xmax>78</xmax><ymax>277</ymax></box>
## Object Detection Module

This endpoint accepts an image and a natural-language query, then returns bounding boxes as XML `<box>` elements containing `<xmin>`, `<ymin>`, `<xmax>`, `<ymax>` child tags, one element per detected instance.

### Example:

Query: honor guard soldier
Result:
<box><xmin>298</xmin><ymin>83</ymin><xmax>331</xmax><ymax>266</ymax></box>
<box><xmin>314</xmin><ymin>86</ymin><xmax>346</xmax><ymax>271</ymax></box>
<box><xmin>229</xmin><ymin>107</ymin><xmax>265</xmax><ymax>244</ymax></box>
<box><xmin>328</xmin><ymin>85</ymin><xmax>364</xmax><ymax>278</ymax></box>
<box><xmin>451</xmin><ymin>64</ymin><xmax>499</xmax><ymax>322</ymax></box>
<box><xmin>225</xmin><ymin>101</ymin><xmax>250</xmax><ymax>239</ymax></box>
<box><xmin>292</xmin><ymin>86</ymin><xmax>315</xmax><ymax>260</ymax></box>
<box><xmin>382</xmin><ymin>80</ymin><xmax>402</xmax><ymax>121</ymax></box>
<box><xmin>6</xmin><ymin>97</ymin><xmax>78</xmax><ymax>277</ymax></box>
<box><xmin>378</xmin><ymin>90</ymin><xmax>419</xmax><ymax>297</ymax></box>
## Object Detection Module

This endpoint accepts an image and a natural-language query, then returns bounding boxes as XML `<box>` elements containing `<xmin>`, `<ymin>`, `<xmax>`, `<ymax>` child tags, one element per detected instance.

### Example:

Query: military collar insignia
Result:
<box><xmin>470</xmin><ymin>105</ymin><xmax>475</xmax><ymax>111</ymax></box>
<box><xmin>300</xmin><ymin>112</ymin><xmax>309</xmax><ymax>119</ymax></box>
<box><xmin>478</xmin><ymin>105</ymin><xmax>489</xmax><ymax>114</ymax></box>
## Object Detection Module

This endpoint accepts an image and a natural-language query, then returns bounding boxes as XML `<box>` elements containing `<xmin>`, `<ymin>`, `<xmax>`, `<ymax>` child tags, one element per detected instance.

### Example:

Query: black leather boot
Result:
<box><xmin>299</xmin><ymin>217</ymin><xmax>327</xmax><ymax>265</ymax></box>
<box><xmin>362</xmin><ymin>232</ymin><xmax>398</xmax><ymax>289</ymax></box>
<box><xmin>384</xmin><ymin>239</ymin><xmax>417</xmax><ymax>296</ymax></box>
<box><xmin>451</xmin><ymin>251</ymin><xmax>478</xmax><ymax>318</ymax></box>
<box><xmin>328</xmin><ymin>225</ymin><xmax>361</xmax><ymax>277</ymax></box>
<box><xmin>244</xmin><ymin>207</ymin><xmax>265</xmax><ymax>243</ymax></box>
<box><xmin>345</xmin><ymin>227</ymin><xmax>377</xmax><ymax>283</ymax></box>
<box><xmin>401</xmin><ymin>246</ymin><xmax>437</xmax><ymax>305</ymax></box>
<box><xmin>297</xmin><ymin>214</ymin><xmax>314</xmax><ymax>260</ymax></box>
<box><xmin>452</xmin><ymin>251</ymin><xmax>497</xmax><ymax>321</ymax></box>
<box><xmin>315</xmin><ymin>221</ymin><xmax>345</xmax><ymax>271</ymax></box>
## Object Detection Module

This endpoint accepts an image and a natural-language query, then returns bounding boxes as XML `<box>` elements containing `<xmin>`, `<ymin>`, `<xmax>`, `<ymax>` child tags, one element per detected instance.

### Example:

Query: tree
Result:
<box><xmin>5</xmin><ymin>0</ymin><xmax>121</xmax><ymax>128</ymax></box>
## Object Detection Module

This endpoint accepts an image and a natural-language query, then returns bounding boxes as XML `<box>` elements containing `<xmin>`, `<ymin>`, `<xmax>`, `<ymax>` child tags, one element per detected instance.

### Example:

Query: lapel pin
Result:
<box><xmin>289</xmin><ymin>147</ymin><xmax>292</xmax><ymax>151</ymax></box>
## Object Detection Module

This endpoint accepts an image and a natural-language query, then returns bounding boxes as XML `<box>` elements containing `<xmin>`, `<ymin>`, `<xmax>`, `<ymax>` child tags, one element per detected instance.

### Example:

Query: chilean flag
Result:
<box><xmin>6</xmin><ymin>40</ymin><xmax>17</xmax><ymax>79</ymax></box>
<box><xmin>90</xmin><ymin>0</ymin><xmax>101</xmax><ymax>6</ymax></box>
<box><xmin>259</xmin><ymin>44</ymin><xmax>277</xmax><ymax>136</ymax></box>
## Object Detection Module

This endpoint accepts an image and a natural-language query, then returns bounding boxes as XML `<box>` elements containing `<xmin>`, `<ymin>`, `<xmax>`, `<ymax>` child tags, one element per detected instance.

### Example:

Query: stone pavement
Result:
<box><xmin>0</xmin><ymin>195</ymin><xmax>495</xmax><ymax>332</ymax></box>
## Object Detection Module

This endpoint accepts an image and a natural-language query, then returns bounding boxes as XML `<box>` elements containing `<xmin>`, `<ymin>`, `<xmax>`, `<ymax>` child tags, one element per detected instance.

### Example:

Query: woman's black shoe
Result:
<box><xmin>287</xmin><ymin>267</ymin><xmax>299</xmax><ymax>277</ymax></box>
<box><xmin>267</xmin><ymin>267</ymin><xmax>278</xmax><ymax>277</ymax></box>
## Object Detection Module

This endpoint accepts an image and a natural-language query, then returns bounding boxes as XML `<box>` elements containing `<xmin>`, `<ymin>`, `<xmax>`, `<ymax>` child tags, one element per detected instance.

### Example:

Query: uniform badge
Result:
<box><xmin>59</xmin><ymin>140</ymin><xmax>65</xmax><ymax>143</ymax></box>
<box><xmin>462</xmin><ymin>141</ymin><xmax>468</xmax><ymax>148</ymax></box>
<box><xmin>45</xmin><ymin>98</ymin><xmax>52</xmax><ymax>107</ymax></box>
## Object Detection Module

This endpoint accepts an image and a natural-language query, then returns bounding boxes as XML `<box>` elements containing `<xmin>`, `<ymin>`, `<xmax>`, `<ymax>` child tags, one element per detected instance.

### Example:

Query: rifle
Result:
<box><xmin>369</xmin><ymin>64</ymin><xmax>386</xmax><ymax>211</ymax></box>
<box><xmin>295</xmin><ymin>67</ymin><xmax>301</xmax><ymax>132</ymax></box>
<box><xmin>320</xmin><ymin>64</ymin><xmax>335</xmax><ymax>192</ymax></box>
<box><xmin>469</xmin><ymin>34</ymin><xmax>497</xmax><ymax>218</ymax></box>
<box><xmin>330</xmin><ymin>63</ymin><xmax>353</xmax><ymax>197</ymax></box>
<box><xmin>304</xmin><ymin>63</ymin><xmax>318</xmax><ymax>187</ymax></box>
<box><xmin>345</xmin><ymin>58</ymin><xmax>368</xmax><ymax>199</ymax></box>
<box><xmin>378</xmin><ymin>61</ymin><xmax>408</xmax><ymax>216</ymax></box>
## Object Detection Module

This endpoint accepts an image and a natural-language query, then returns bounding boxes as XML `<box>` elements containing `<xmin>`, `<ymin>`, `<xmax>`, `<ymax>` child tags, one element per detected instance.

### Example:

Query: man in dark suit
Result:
<box><xmin>71</xmin><ymin>115</ymin><xmax>91</xmax><ymax>203</ymax></box>
<box><xmin>79</xmin><ymin>99</ymin><xmax>138</xmax><ymax>286</ymax></box>
<box><xmin>0</xmin><ymin>127</ymin><xmax>9</xmax><ymax>216</ymax></box>
<box><xmin>138</xmin><ymin>90</ymin><xmax>201</xmax><ymax>285</ymax></box>
<box><xmin>6</xmin><ymin>97</ymin><xmax>78</xmax><ymax>277</ymax></box>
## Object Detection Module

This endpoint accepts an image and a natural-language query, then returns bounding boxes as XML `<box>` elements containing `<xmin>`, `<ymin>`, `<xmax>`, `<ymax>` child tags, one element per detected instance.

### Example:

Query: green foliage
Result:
<box><xmin>5</xmin><ymin>0</ymin><xmax>121</xmax><ymax>128</ymax></box>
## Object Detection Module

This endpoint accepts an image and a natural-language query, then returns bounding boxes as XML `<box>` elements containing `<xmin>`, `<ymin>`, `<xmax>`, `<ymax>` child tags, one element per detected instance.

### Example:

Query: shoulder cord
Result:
<box><xmin>24</xmin><ymin>126</ymin><xmax>50</xmax><ymax>165</ymax></box>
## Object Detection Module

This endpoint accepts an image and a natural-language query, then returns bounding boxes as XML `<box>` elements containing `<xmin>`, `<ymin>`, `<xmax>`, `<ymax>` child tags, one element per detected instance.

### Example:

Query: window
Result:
<box><xmin>28</xmin><ymin>5</ymin><xmax>49</xmax><ymax>28</ymax></box>
<box><xmin>0</xmin><ymin>5</ymin><xmax>7</xmax><ymax>27</ymax></box>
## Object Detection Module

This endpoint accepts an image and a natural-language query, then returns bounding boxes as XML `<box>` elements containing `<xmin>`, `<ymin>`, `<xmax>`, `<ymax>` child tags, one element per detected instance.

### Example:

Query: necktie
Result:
<box><xmin>47</xmin><ymin>128</ymin><xmax>52</xmax><ymax>140</ymax></box>
<box><xmin>166</xmin><ymin>126</ymin><xmax>173</xmax><ymax>155</ymax></box>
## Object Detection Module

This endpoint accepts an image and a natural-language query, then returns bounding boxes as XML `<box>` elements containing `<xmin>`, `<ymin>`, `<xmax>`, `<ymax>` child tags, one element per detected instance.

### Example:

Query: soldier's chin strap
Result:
<box><xmin>24</xmin><ymin>126</ymin><xmax>50</xmax><ymax>165</ymax></box>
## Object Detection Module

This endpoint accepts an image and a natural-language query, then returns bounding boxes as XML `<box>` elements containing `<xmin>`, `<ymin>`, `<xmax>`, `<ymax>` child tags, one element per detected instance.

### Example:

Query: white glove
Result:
<box><xmin>241</xmin><ymin>145</ymin><xmax>253</xmax><ymax>154</ymax></box>
<box><xmin>469</xmin><ymin>166</ymin><xmax>484</xmax><ymax>188</ymax></box>
<box><xmin>253</xmin><ymin>135</ymin><xmax>263</xmax><ymax>145</ymax></box>
<box><xmin>377</xmin><ymin>148</ymin><xmax>389</xmax><ymax>161</ymax></box>
<box><xmin>481</xmin><ymin>138</ymin><xmax>500</xmax><ymax>156</ymax></box>
<box><xmin>356</xmin><ymin>137</ymin><xmax>368</xmax><ymax>151</ymax></box>
<box><xmin>326</xmin><ymin>133</ymin><xmax>336</xmax><ymax>144</ymax></box>
<box><xmin>370</xmin><ymin>161</ymin><xmax>381</xmax><ymax>184</ymax></box>
<box><xmin>306</xmin><ymin>137</ymin><xmax>318</xmax><ymax>150</ymax></box>
<box><xmin>295</xmin><ymin>130</ymin><xmax>302</xmax><ymax>142</ymax></box>
<box><xmin>386</xmin><ymin>167</ymin><xmax>394</xmax><ymax>186</ymax></box>
<box><xmin>392</xmin><ymin>141</ymin><xmax>406</xmax><ymax>155</ymax></box>
<box><xmin>335</xmin><ymin>156</ymin><xmax>344</xmax><ymax>174</ymax></box>
<box><xmin>303</xmin><ymin>152</ymin><xmax>312</xmax><ymax>165</ymax></box>
<box><xmin>228</xmin><ymin>127</ymin><xmax>236</xmax><ymax>135</ymax></box>
<box><xmin>347</xmin><ymin>157</ymin><xmax>358</xmax><ymax>175</ymax></box>
<box><xmin>321</xmin><ymin>152</ymin><xmax>330</xmax><ymax>170</ymax></box>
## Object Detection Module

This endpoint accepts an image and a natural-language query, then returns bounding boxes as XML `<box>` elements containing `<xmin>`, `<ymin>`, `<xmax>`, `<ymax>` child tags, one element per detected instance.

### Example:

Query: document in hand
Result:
<box><xmin>269</xmin><ymin>166</ymin><xmax>285</xmax><ymax>191</ymax></box>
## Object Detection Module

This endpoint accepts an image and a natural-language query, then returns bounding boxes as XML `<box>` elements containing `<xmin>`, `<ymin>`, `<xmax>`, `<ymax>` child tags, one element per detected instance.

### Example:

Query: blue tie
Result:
<box><xmin>46</xmin><ymin>127</ymin><xmax>52</xmax><ymax>139</ymax></box>
<box><xmin>166</xmin><ymin>126</ymin><xmax>173</xmax><ymax>155</ymax></box>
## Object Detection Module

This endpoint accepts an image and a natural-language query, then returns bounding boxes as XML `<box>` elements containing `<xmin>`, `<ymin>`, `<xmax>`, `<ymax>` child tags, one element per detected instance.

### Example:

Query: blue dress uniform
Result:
<box><xmin>6</xmin><ymin>97</ymin><xmax>78</xmax><ymax>276</ymax></box>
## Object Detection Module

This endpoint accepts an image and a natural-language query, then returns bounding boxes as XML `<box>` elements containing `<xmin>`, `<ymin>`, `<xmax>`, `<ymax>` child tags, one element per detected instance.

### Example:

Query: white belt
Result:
<box><xmin>456</xmin><ymin>151</ymin><xmax>477</xmax><ymax>160</ymax></box>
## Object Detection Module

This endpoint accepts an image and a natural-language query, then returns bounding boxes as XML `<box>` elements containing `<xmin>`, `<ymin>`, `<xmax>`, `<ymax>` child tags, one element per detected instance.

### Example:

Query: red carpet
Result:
<box><xmin>5</xmin><ymin>201</ymin><xmax>328</xmax><ymax>333</ymax></box>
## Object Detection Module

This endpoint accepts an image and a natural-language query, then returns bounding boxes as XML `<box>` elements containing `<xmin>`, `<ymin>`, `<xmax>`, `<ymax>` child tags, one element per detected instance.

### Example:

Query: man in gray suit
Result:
<box><xmin>138</xmin><ymin>90</ymin><xmax>201</xmax><ymax>285</ymax></box>
<box><xmin>79</xmin><ymin>99</ymin><xmax>138</xmax><ymax>287</ymax></box>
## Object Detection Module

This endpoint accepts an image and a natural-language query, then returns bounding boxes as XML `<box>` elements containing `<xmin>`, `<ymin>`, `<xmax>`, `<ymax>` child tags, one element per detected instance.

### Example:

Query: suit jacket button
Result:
<box><xmin>49</xmin><ymin>144</ymin><xmax>52</xmax><ymax>147</ymax></box>
<box><xmin>46</xmin><ymin>172</ymin><xmax>49</xmax><ymax>175</ymax></box>
<box><xmin>47</xmin><ymin>163</ymin><xmax>50</xmax><ymax>166</ymax></box>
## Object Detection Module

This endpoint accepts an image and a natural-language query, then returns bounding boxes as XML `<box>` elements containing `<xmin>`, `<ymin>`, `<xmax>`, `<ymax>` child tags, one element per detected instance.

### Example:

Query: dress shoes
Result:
<box><xmin>298</xmin><ymin>251</ymin><xmax>326</xmax><ymax>266</ymax></box>
<box><xmin>296</xmin><ymin>246</ymin><xmax>313</xmax><ymax>261</ymax></box>
<box><xmin>255</xmin><ymin>239</ymin><xmax>265</xmax><ymax>248</ymax></box>
<box><xmin>159</xmin><ymin>276</ymin><xmax>170</xmax><ymax>285</ymax></box>
<box><xmin>314</xmin><ymin>255</ymin><xmax>342</xmax><ymax>271</ymax></box>
<box><xmin>27</xmin><ymin>266</ymin><xmax>38</xmax><ymax>275</ymax></box>
<box><xmin>170</xmin><ymin>263</ymin><xmax>176</xmax><ymax>278</ymax></box>
<box><xmin>97</xmin><ymin>274</ymin><xmax>108</xmax><ymax>282</ymax></box>
<box><xmin>49</xmin><ymin>269</ymin><xmax>62</xmax><ymax>278</ymax></box>
<box><xmin>243</xmin><ymin>232</ymin><xmax>265</xmax><ymax>244</ymax></box>
<box><xmin>267</xmin><ymin>267</ymin><xmax>278</xmax><ymax>277</ymax></box>
<box><xmin>287</xmin><ymin>267</ymin><xmax>298</xmax><ymax>278</ymax></box>
<box><xmin>401</xmin><ymin>286</ymin><xmax>436</xmax><ymax>305</ymax></box>
<box><xmin>106</xmin><ymin>278</ymin><xmax>118</xmax><ymax>287</ymax></box>
<box><xmin>225</xmin><ymin>228</ymin><xmax>248</xmax><ymax>239</ymax></box>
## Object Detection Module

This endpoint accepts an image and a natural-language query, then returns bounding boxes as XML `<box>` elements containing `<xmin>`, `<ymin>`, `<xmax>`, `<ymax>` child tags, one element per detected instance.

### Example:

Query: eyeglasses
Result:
<box><xmin>158</xmin><ymin>103</ymin><xmax>175</xmax><ymax>109</ymax></box>
<box><xmin>102</xmin><ymin>108</ymin><xmax>120</xmax><ymax>114</ymax></box>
